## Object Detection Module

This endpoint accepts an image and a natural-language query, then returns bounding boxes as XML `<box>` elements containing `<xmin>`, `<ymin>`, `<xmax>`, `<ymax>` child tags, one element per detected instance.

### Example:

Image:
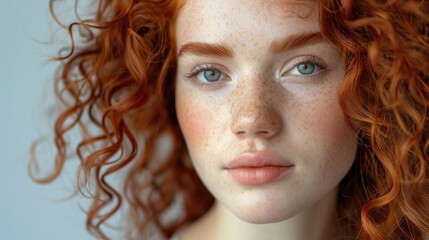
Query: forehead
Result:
<box><xmin>175</xmin><ymin>0</ymin><xmax>319</xmax><ymax>46</ymax></box>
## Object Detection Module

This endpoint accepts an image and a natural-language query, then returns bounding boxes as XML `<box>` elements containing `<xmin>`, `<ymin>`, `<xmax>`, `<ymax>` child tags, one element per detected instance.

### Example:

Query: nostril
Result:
<box><xmin>256</xmin><ymin>130</ymin><xmax>270</xmax><ymax>136</ymax></box>
<box><xmin>231</xmin><ymin>115</ymin><xmax>281</xmax><ymax>138</ymax></box>
<box><xmin>236</xmin><ymin>130</ymin><xmax>269</xmax><ymax>135</ymax></box>
<box><xmin>230</xmin><ymin>102</ymin><xmax>282</xmax><ymax>139</ymax></box>
<box><xmin>236</xmin><ymin>130</ymin><xmax>246</xmax><ymax>135</ymax></box>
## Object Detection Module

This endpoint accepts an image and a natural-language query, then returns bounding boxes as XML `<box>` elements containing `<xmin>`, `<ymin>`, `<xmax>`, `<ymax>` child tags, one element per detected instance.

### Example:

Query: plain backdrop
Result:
<box><xmin>0</xmin><ymin>1</ymin><xmax>94</xmax><ymax>239</ymax></box>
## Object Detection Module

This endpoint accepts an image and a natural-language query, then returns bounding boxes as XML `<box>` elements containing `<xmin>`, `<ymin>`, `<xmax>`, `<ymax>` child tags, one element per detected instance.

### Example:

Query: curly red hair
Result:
<box><xmin>31</xmin><ymin>0</ymin><xmax>429</xmax><ymax>239</ymax></box>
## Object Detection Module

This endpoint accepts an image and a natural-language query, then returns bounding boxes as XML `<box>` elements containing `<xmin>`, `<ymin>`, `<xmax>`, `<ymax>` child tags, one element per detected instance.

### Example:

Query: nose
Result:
<box><xmin>230</xmin><ymin>81</ymin><xmax>282</xmax><ymax>139</ymax></box>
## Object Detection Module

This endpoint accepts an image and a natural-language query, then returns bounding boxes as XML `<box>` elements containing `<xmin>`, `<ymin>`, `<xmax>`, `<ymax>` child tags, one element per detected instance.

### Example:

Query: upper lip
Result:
<box><xmin>225</xmin><ymin>151</ymin><xmax>294</xmax><ymax>169</ymax></box>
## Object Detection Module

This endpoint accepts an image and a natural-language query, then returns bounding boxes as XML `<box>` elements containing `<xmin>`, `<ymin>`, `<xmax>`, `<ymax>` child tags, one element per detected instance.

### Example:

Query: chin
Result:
<box><xmin>224</xmin><ymin>195</ymin><xmax>306</xmax><ymax>224</ymax></box>
<box><xmin>237</xmin><ymin>214</ymin><xmax>289</xmax><ymax>224</ymax></box>
<box><xmin>232</xmin><ymin>207</ymin><xmax>299</xmax><ymax>224</ymax></box>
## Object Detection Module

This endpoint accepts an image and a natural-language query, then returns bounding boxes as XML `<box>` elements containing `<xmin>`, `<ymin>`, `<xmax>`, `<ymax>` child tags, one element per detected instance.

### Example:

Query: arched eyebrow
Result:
<box><xmin>177</xmin><ymin>31</ymin><xmax>324</xmax><ymax>58</ymax></box>
<box><xmin>269</xmin><ymin>32</ymin><xmax>324</xmax><ymax>54</ymax></box>
<box><xmin>178</xmin><ymin>42</ymin><xmax>234</xmax><ymax>58</ymax></box>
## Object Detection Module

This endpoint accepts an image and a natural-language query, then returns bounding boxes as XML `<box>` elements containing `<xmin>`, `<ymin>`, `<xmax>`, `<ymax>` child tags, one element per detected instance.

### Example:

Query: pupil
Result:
<box><xmin>204</xmin><ymin>70</ymin><xmax>220</xmax><ymax>82</ymax></box>
<box><xmin>297</xmin><ymin>63</ymin><xmax>315</xmax><ymax>75</ymax></box>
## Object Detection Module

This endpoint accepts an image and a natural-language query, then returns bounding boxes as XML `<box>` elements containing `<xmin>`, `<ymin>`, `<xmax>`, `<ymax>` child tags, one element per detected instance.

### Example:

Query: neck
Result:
<box><xmin>181</xmin><ymin>187</ymin><xmax>349</xmax><ymax>240</ymax></box>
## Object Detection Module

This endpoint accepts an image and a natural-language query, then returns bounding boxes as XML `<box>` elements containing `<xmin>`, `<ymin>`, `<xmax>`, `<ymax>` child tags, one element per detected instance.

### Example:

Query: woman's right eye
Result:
<box><xmin>185</xmin><ymin>64</ymin><xmax>228</xmax><ymax>85</ymax></box>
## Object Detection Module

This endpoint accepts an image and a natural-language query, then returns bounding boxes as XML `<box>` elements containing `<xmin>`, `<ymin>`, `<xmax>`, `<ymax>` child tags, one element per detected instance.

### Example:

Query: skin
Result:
<box><xmin>174</xmin><ymin>0</ymin><xmax>358</xmax><ymax>239</ymax></box>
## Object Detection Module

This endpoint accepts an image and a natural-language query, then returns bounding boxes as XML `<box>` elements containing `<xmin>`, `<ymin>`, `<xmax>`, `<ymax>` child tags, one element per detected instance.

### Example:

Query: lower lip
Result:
<box><xmin>227</xmin><ymin>166</ymin><xmax>292</xmax><ymax>185</ymax></box>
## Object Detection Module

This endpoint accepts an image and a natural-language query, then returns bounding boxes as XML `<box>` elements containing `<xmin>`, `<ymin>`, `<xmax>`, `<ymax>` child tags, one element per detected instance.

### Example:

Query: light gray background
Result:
<box><xmin>0</xmin><ymin>1</ymin><xmax>94</xmax><ymax>239</ymax></box>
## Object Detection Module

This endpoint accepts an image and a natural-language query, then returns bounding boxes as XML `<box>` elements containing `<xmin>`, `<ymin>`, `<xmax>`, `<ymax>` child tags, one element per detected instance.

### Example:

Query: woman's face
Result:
<box><xmin>175</xmin><ymin>0</ymin><xmax>358</xmax><ymax>223</ymax></box>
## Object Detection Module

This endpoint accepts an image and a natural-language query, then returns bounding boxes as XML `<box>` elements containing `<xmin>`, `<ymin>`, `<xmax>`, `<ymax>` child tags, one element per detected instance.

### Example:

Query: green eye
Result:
<box><xmin>197</xmin><ymin>69</ymin><xmax>222</xmax><ymax>82</ymax></box>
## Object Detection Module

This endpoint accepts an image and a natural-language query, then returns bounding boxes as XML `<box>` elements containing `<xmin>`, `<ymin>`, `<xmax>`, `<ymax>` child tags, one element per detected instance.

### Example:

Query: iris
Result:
<box><xmin>296</xmin><ymin>63</ymin><xmax>316</xmax><ymax>75</ymax></box>
<box><xmin>202</xmin><ymin>69</ymin><xmax>221</xmax><ymax>82</ymax></box>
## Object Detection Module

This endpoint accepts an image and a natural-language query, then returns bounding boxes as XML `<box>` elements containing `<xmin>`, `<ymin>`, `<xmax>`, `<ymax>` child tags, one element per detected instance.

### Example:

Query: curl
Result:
<box><xmin>31</xmin><ymin>0</ymin><xmax>213</xmax><ymax>239</ymax></box>
<box><xmin>320</xmin><ymin>0</ymin><xmax>429</xmax><ymax>239</ymax></box>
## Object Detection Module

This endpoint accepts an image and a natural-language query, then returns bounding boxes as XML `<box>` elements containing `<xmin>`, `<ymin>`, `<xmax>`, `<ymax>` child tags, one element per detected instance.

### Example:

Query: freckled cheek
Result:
<box><xmin>293</xmin><ymin>94</ymin><xmax>357</xmax><ymax>172</ymax></box>
<box><xmin>175</xmin><ymin>92</ymin><xmax>217</xmax><ymax>149</ymax></box>
<box><xmin>296</xmin><ymin>94</ymin><xmax>352</xmax><ymax>142</ymax></box>
<box><xmin>317</xmin><ymin>103</ymin><xmax>356</xmax><ymax>181</ymax></box>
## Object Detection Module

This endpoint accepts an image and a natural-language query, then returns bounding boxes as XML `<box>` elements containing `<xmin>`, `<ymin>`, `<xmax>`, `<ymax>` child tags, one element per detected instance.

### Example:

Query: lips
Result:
<box><xmin>225</xmin><ymin>152</ymin><xmax>294</xmax><ymax>185</ymax></box>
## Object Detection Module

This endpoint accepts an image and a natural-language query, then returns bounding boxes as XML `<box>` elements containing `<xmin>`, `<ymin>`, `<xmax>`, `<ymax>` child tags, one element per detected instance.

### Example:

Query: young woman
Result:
<box><xmin>32</xmin><ymin>0</ymin><xmax>429</xmax><ymax>239</ymax></box>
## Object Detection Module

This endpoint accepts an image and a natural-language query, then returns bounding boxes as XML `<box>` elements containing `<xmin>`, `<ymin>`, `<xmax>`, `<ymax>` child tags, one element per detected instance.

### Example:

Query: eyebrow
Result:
<box><xmin>177</xmin><ymin>31</ymin><xmax>324</xmax><ymax>58</ymax></box>
<box><xmin>269</xmin><ymin>32</ymin><xmax>324</xmax><ymax>54</ymax></box>
<box><xmin>178</xmin><ymin>42</ymin><xmax>234</xmax><ymax>58</ymax></box>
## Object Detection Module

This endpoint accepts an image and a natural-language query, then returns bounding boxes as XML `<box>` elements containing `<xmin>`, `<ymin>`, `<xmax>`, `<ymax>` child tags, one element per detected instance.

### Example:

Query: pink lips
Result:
<box><xmin>225</xmin><ymin>152</ymin><xmax>294</xmax><ymax>185</ymax></box>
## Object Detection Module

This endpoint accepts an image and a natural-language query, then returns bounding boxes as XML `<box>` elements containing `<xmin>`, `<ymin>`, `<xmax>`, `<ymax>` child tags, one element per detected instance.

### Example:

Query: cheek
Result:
<box><xmin>296</xmin><ymin>93</ymin><xmax>357</xmax><ymax>182</ymax></box>
<box><xmin>291</xmin><ymin>84</ymin><xmax>354</xmax><ymax>144</ymax></box>
<box><xmin>175</xmin><ymin>89</ymin><xmax>228</xmax><ymax>185</ymax></box>
<box><xmin>309</xmin><ymin>100</ymin><xmax>351</xmax><ymax>141</ymax></box>
<box><xmin>176</xmin><ymin>98</ymin><xmax>206</xmax><ymax>147</ymax></box>
<box><xmin>175</xmin><ymin>89</ymin><xmax>219</xmax><ymax>152</ymax></box>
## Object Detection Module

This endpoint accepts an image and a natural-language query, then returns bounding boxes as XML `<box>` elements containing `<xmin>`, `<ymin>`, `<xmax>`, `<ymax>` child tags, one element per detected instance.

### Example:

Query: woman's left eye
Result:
<box><xmin>289</xmin><ymin>62</ymin><xmax>321</xmax><ymax>75</ymax></box>
<box><xmin>196</xmin><ymin>69</ymin><xmax>223</xmax><ymax>82</ymax></box>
